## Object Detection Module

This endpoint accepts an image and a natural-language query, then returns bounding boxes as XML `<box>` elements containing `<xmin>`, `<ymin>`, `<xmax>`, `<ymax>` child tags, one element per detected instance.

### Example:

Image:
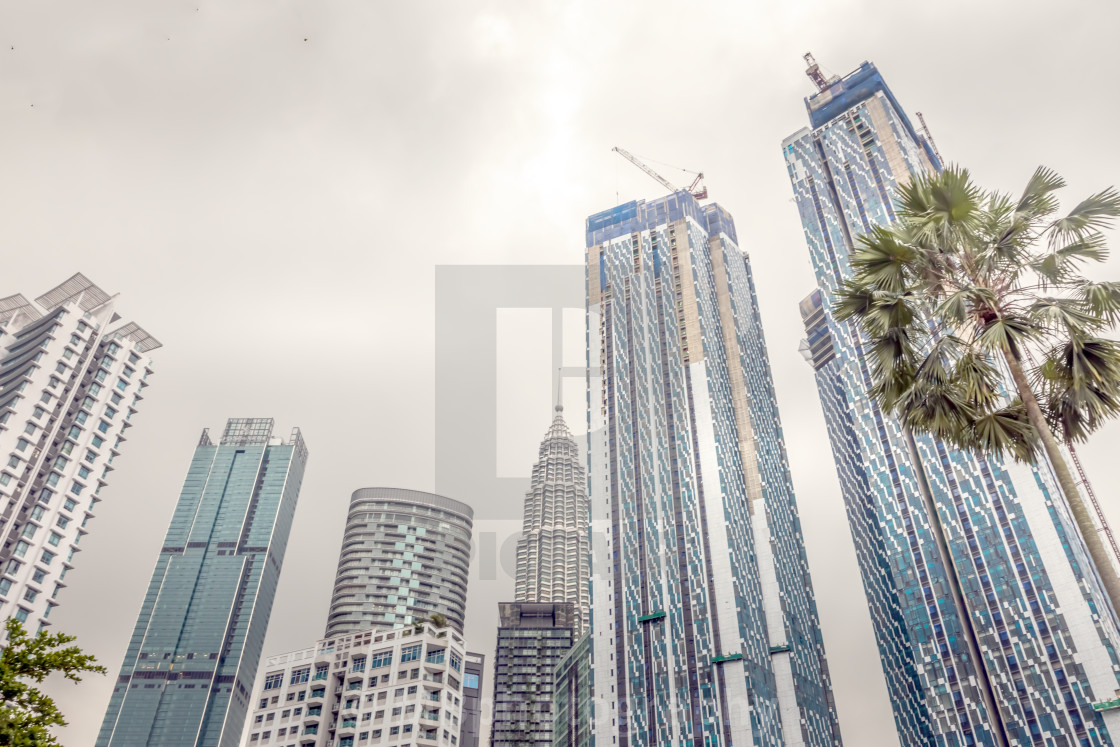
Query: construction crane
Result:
<box><xmin>915</xmin><ymin>111</ymin><xmax>944</xmax><ymax>164</ymax></box>
<box><xmin>803</xmin><ymin>52</ymin><xmax>839</xmax><ymax>92</ymax></box>
<box><xmin>612</xmin><ymin>146</ymin><xmax>707</xmax><ymax>200</ymax></box>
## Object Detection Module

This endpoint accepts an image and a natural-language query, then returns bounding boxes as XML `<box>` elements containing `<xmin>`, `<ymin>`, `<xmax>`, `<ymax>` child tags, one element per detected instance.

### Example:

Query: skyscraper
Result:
<box><xmin>325</xmin><ymin>488</ymin><xmax>473</xmax><ymax>638</ymax></box>
<box><xmin>0</xmin><ymin>273</ymin><xmax>159</xmax><ymax>634</ymax></box>
<box><xmin>585</xmin><ymin>191</ymin><xmax>842</xmax><ymax>746</ymax></box>
<box><xmin>492</xmin><ymin>405</ymin><xmax>589</xmax><ymax>746</ymax></box>
<box><xmin>784</xmin><ymin>58</ymin><xmax>1120</xmax><ymax>744</ymax></box>
<box><xmin>514</xmin><ymin>405</ymin><xmax>590</xmax><ymax>633</ymax></box>
<box><xmin>96</xmin><ymin>418</ymin><xmax>308</xmax><ymax>747</ymax></box>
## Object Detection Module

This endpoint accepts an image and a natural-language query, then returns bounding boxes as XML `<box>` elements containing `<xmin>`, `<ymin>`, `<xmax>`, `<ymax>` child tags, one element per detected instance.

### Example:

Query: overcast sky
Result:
<box><xmin>3</xmin><ymin>1</ymin><xmax>1120</xmax><ymax>745</ymax></box>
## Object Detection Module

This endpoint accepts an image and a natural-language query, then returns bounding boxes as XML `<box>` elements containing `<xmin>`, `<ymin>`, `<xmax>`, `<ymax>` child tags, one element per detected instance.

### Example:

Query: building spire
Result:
<box><xmin>555</xmin><ymin>367</ymin><xmax>563</xmax><ymax>414</ymax></box>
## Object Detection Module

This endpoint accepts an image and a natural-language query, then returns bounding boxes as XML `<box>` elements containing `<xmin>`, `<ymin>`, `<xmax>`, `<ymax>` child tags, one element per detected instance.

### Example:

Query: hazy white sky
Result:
<box><xmin>3</xmin><ymin>1</ymin><xmax>1119</xmax><ymax>744</ymax></box>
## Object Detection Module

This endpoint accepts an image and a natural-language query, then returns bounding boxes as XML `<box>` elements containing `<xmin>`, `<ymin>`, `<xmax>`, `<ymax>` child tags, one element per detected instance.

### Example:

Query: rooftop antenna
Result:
<box><xmin>915</xmin><ymin>111</ymin><xmax>944</xmax><ymax>164</ymax></box>
<box><xmin>612</xmin><ymin>146</ymin><xmax>707</xmax><ymax>200</ymax></box>
<box><xmin>803</xmin><ymin>52</ymin><xmax>839</xmax><ymax>92</ymax></box>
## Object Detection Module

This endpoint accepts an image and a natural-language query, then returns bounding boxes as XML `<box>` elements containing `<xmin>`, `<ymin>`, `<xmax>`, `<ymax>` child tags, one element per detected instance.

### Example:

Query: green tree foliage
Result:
<box><xmin>0</xmin><ymin>618</ymin><xmax>106</xmax><ymax>746</ymax></box>
<box><xmin>835</xmin><ymin>164</ymin><xmax>1120</xmax><ymax>617</ymax></box>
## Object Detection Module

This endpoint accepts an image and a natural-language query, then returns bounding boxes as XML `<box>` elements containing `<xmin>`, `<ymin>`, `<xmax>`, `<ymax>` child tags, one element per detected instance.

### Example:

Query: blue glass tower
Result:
<box><xmin>784</xmin><ymin>59</ymin><xmax>1120</xmax><ymax>745</ymax></box>
<box><xmin>585</xmin><ymin>192</ymin><xmax>842</xmax><ymax>746</ymax></box>
<box><xmin>96</xmin><ymin>418</ymin><xmax>308</xmax><ymax>747</ymax></box>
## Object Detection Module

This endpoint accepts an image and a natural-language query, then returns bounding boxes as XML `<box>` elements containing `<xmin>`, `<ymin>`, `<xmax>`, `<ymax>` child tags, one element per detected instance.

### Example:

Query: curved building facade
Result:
<box><xmin>325</xmin><ymin>487</ymin><xmax>473</xmax><ymax>637</ymax></box>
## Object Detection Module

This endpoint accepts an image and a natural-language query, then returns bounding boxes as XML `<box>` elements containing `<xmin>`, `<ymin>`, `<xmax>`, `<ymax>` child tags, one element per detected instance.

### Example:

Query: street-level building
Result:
<box><xmin>491</xmin><ymin>602</ymin><xmax>575</xmax><ymax>747</ymax></box>
<box><xmin>247</xmin><ymin>623</ymin><xmax>469</xmax><ymax>747</ymax></box>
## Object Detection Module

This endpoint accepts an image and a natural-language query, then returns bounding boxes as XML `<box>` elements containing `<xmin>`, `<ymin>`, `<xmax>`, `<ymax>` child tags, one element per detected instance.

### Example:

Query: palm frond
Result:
<box><xmin>1015</xmin><ymin>166</ymin><xmax>1065</xmax><ymax>219</ymax></box>
<box><xmin>1050</xmin><ymin>187</ymin><xmax>1120</xmax><ymax>242</ymax></box>
<box><xmin>1079</xmin><ymin>280</ymin><xmax>1120</xmax><ymax>325</ymax></box>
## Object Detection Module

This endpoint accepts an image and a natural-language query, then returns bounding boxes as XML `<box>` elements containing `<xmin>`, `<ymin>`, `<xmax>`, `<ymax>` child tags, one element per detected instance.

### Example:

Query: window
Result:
<box><xmin>31</xmin><ymin>569</ymin><xmax>45</xmax><ymax>584</ymax></box>
<box><xmin>407</xmin><ymin>686</ymin><xmax>417</xmax><ymax>695</ymax></box>
<box><xmin>55</xmin><ymin>516</ymin><xmax>69</xmax><ymax>530</ymax></box>
<box><xmin>40</xmin><ymin>550</ymin><xmax>55</xmax><ymax>565</ymax></box>
<box><xmin>0</xmin><ymin>474</ymin><xmax>9</xmax><ymax>486</ymax></box>
<box><xmin>5</xmin><ymin>560</ymin><xmax>21</xmax><ymax>575</ymax></box>
<box><xmin>63</xmin><ymin>499</ymin><xmax>76</xmax><ymax>512</ymax></box>
<box><xmin>16</xmin><ymin>439</ymin><xmax>29</xmax><ymax>452</ymax></box>
<box><xmin>449</xmin><ymin>652</ymin><xmax>461</xmax><ymax>672</ymax></box>
<box><xmin>400</xmin><ymin>644</ymin><xmax>421</xmax><ymax>663</ymax></box>
<box><xmin>390</xmin><ymin>727</ymin><xmax>400</xmax><ymax>736</ymax></box>
<box><xmin>14</xmin><ymin>608</ymin><xmax>28</xmax><ymax>623</ymax></box>
<box><xmin>0</xmin><ymin>579</ymin><xmax>10</xmax><ymax>596</ymax></box>
<box><xmin>14</xmin><ymin>541</ymin><xmax>29</xmax><ymax>558</ymax></box>
<box><xmin>20</xmin><ymin>525</ymin><xmax>36</xmax><ymax>539</ymax></box>
<box><xmin>46</xmin><ymin>473</ymin><xmax>59</xmax><ymax>487</ymax></box>
<box><xmin>75</xmin><ymin>411</ymin><xmax>88</xmax><ymax>425</ymax></box>
<box><xmin>88</xmin><ymin>382</ymin><xmax>101</xmax><ymax>395</ymax></box>
<box><xmin>425</xmin><ymin>648</ymin><xmax>445</xmax><ymax>664</ymax></box>
<box><xmin>30</xmin><ymin>507</ymin><xmax>44</xmax><ymax>521</ymax></box>
<box><xmin>370</xmin><ymin>650</ymin><xmax>393</xmax><ymax>668</ymax></box>
<box><xmin>78</xmin><ymin>466</ymin><xmax>90</xmax><ymax>479</ymax></box>
<box><xmin>351</xmin><ymin>656</ymin><xmax>366</xmax><ymax>672</ymax></box>
<box><xmin>105</xmin><ymin>406</ymin><xmax>117</xmax><ymax>419</ymax></box>
<box><xmin>69</xmin><ymin>482</ymin><xmax>83</xmax><ymax>495</ymax></box>
<box><xmin>91</xmin><ymin>435</ymin><xmax>104</xmax><ymax>448</ymax></box>
<box><xmin>97</xmin><ymin>421</ymin><xmax>110</xmax><ymax>434</ymax></box>
<box><xmin>6</xmin><ymin>456</ymin><xmax>18</xmax><ymax>468</ymax></box>
<box><xmin>32</xmin><ymin>407</ymin><xmax>45</xmax><ymax>420</ymax></box>
<box><xmin>48</xmin><ymin>533</ymin><xmax>62</xmax><ymax>547</ymax></box>
<box><xmin>38</xmin><ymin>489</ymin><xmax>53</xmax><ymax>505</ymax></box>
<box><xmin>23</xmin><ymin>588</ymin><xmax>37</xmax><ymax>603</ymax></box>
<box><xmin>463</xmin><ymin>673</ymin><xmax>479</xmax><ymax>690</ymax></box>
<box><xmin>111</xmin><ymin>392</ymin><xmax>122</xmax><ymax>405</ymax></box>
<box><xmin>264</xmin><ymin>673</ymin><xmax>283</xmax><ymax>690</ymax></box>
<box><xmin>290</xmin><ymin>667</ymin><xmax>310</xmax><ymax>685</ymax></box>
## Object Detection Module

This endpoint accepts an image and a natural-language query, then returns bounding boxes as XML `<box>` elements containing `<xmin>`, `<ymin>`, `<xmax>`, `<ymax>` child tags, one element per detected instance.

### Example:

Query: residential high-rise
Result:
<box><xmin>245</xmin><ymin>621</ymin><xmax>470</xmax><ymax>747</ymax></box>
<box><xmin>784</xmin><ymin>58</ymin><xmax>1120</xmax><ymax>744</ymax></box>
<box><xmin>325</xmin><ymin>488</ymin><xmax>473</xmax><ymax>638</ymax></box>
<box><xmin>96</xmin><ymin>418</ymin><xmax>308</xmax><ymax>747</ymax></box>
<box><xmin>491</xmin><ymin>602</ymin><xmax>576</xmax><ymax>747</ymax></box>
<box><xmin>514</xmin><ymin>405</ymin><xmax>590</xmax><ymax>633</ymax></box>
<box><xmin>0</xmin><ymin>273</ymin><xmax>158</xmax><ymax>634</ymax></box>
<box><xmin>585</xmin><ymin>191</ymin><xmax>842</xmax><ymax>746</ymax></box>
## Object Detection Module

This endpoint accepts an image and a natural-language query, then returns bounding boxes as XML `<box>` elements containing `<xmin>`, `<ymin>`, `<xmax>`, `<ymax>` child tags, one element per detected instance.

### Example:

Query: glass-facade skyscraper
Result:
<box><xmin>96</xmin><ymin>418</ymin><xmax>308</xmax><ymax>747</ymax></box>
<box><xmin>0</xmin><ymin>274</ymin><xmax>158</xmax><ymax>635</ymax></box>
<box><xmin>784</xmin><ymin>58</ymin><xmax>1120</xmax><ymax>745</ymax></box>
<box><xmin>585</xmin><ymin>191</ymin><xmax>842</xmax><ymax>746</ymax></box>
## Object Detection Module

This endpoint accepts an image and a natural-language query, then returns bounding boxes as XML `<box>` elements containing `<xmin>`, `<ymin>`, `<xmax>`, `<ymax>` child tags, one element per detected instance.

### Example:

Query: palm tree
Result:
<box><xmin>834</xmin><ymin>164</ymin><xmax>1120</xmax><ymax>618</ymax></box>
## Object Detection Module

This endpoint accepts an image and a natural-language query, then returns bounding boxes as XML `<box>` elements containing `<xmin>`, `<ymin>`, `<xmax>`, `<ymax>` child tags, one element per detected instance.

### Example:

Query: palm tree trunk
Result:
<box><xmin>904</xmin><ymin>428</ymin><xmax>1009</xmax><ymax>747</ymax></box>
<box><xmin>1002</xmin><ymin>349</ymin><xmax>1120</xmax><ymax>622</ymax></box>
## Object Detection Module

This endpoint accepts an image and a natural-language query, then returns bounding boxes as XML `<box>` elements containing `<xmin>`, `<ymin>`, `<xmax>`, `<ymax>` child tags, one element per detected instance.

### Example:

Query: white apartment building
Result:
<box><xmin>0</xmin><ymin>274</ymin><xmax>158</xmax><ymax>633</ymax></box>
<box><xmin>247</xmin><ymin>623</ymin><xmax>468</xmax><ymax>747</ymax></box>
